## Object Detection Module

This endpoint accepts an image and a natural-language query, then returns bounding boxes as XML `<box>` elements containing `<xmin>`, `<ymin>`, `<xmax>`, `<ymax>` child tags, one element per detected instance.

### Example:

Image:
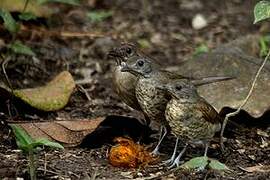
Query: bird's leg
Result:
<box><xmin>144</xmin><ymin>115</ymin><xmax>151</xmax><ymax>126</ymax></box>
<box><xmin>168</xmin><ymin>144</ymin><xmax>188</xmax><ymax>169</ymax></box>
<box><xmin>151</xmin><ymin>126</ymin><xmax>167</xmax><ymax>155</ymax></box>
<box><xmin>220</xmin><ymin>126</ymin><xmax>225</xmax><ymax>152</ymax></box>
<box><xmin>162</xmin><ymin>138</ymin><xmax>179</xmax><ymax>165</ymax></box>
<box><xmin>204</xmin><ymin>142</ymin><xmax>209</xmax><ymax>157</ymax></box>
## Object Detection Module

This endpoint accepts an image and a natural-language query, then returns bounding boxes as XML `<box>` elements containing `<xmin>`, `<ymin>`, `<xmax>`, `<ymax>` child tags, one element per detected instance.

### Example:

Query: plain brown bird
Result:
<box><xmin>120</xmin><ymin>56</ymin><xmax>230</xmax><ymax>155</ymax></box>
<box><xmin>156</xmin><ymin>80</ymin><xmax>222</xmax><ymax>168</ymax></box>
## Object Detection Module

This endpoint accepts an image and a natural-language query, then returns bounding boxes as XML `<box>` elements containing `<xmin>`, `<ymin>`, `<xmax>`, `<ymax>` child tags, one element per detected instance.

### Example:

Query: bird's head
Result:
<box><xmin>156</xmin><ymin>80</ymin><xmax>199</xmax><ymax>102</ymax></box>
<box><xmin>108</xmin><ymin>43</ymin><xmax>138</xmax><ymax>65</ymax></box>
<box><xmin>120</xmin><ymin>57</ymin><xmax>153</xmax><ymax>78</ymax></box>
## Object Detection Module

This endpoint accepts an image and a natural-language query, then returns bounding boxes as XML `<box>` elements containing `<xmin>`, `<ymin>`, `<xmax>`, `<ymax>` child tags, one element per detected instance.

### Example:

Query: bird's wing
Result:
<box><xmin>160</xmin><ymin>70</ymin><xmax>189</xmax><ymax>80</ymax></box>
<box><xmin>195</xmin><ymin>99</ymin><xmax>222</xmax><ymax>124</ymax></box>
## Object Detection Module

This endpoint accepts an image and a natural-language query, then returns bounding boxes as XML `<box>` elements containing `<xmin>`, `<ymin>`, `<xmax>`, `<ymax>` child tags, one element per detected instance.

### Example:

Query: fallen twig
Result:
<box><xmin>1</xmin><ymin>55</ymin><xmax>12</xmax><ymax>90</ymax></box>
<box><xmin>77</xmin><ymin>84</ymin><xmax>92</xmax><ymax>102</ymax></box>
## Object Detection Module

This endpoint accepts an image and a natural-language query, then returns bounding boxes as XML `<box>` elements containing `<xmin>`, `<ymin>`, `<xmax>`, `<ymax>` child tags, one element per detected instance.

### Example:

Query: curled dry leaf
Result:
<box><xmin>108</xmin><ymin>137</ymin><xmax>156</xmax><ymax>168</ymax></box>
<box><xmin>13</xmin><ymin>71</ymin><xmax>75</xmax><ymax>111</ymax></box>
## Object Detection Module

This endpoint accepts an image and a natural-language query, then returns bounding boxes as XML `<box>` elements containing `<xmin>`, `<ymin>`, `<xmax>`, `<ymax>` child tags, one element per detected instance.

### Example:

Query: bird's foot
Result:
<box><xmin>220</xmin><ymin>137</ymin><xmax>227</xmax><ymax>152</ymax></box>
<box><xmin>151</xmin><ymin>147</ymin><xmax>160</xmax><ymax>156</ymax></box>
<box><xmin>161</xmin><ymin>159</ymin><xmax>173</xmax><ymax>166</ymax></box>
<box><xmin>167</xmin><ymin>145</ymin><xmax>187</xmax><ymax>168</ymax></box>
<box><xmin>162</xmin><ymin>158</ymin><xmax>174</xmax><ymax>166</ymax></box>
<box><xmin>168</xmin><ymin>159</ymin><xmax>182</xmax><ymax>169</ymax></box>
<box><xmin>163</xmin><ymin>158</ymin><xmax>174</xmax><ymax>165</ymax></box>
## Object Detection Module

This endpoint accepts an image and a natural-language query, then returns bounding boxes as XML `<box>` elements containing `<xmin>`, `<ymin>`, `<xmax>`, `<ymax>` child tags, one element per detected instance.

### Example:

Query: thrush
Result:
<box><xmin>156</xmin><ymin>80</ymin><xmax>222</xmax><ymax>168</ymax></box>
<box><xmin>120</xmin><ymin>56</ymin><xmax>230</xmax><ymax>155</ymax></box>
<box><xmin>108</xmin><ymin>43</ymin><xmax>160</xmax><ymax>125</ymax></box>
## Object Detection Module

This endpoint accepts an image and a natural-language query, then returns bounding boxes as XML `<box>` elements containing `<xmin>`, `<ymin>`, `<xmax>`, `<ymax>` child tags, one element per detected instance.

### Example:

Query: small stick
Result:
<box><xmin>220</xmin><ymin>50</ymin><xmax>270</xmax><ymax>150</ymax></box>
<box><xmin>77</xmin><ymin>84</ymin><xmax>92</xmax><ymax>102</ymax></box>
<box><xmin>1</xmin><ymin>55</ymin><xmax>12</xmax><ymax>90</ymax></box>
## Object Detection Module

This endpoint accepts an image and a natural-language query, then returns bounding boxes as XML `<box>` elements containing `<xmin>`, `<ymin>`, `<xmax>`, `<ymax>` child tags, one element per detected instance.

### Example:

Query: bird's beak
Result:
<box><xmin>107</xmin><ymin>50</ymin><xmax>116</xmax><ymax>58</ymax></box>
<box><xmin>120</xmin><ymin>62</ymin><xmax>130</xmax><ymax>72</ymax></box>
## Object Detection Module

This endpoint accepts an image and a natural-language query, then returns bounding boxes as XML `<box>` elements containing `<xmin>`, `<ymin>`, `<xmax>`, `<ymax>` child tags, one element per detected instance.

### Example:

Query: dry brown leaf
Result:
<box><xmin>9</xmin><ymin>117</ymin><xmax>104</xmax><ymax>147</ymax></box>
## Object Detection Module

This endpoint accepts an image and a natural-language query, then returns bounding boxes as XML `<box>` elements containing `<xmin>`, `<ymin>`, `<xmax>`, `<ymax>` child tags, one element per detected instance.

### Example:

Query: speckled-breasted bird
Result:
<box><xmin>108</xmin><ymin>43</ymin><xmax>158</xmax><ymax>125</ymax></box>
<box><xmin>120</xmin><ymin>57</ymin><xmax>229</xmax><ymax>155</ymax></box>
<box><xmin>156</xmin><ymin>80</ymin><xmax>222</xmax><ymax>168</ymax></box>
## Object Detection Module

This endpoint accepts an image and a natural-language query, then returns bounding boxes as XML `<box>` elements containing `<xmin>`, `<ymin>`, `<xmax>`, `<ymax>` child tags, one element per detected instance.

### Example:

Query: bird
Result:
<box><xmin>156</xmin><ymin>80</ymin><xmax>222</xmax><ymax>168</ymax></box>
<box><xmin>108</xmin><ymin>43</ymin><xmax>159</xmax><ymax>126</ymax></box>
<box><xmin>120</xmin><ymin>56</ymin><xmax>229</xmax><ymax>155</ymax></box>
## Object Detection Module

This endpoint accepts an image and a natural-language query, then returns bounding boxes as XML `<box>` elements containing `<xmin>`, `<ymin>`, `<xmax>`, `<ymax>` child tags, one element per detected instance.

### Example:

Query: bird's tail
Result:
<box><xmin>191</xmin><ymin>76</ymin><xmax>235</xmax><ymax>86</ymax></box>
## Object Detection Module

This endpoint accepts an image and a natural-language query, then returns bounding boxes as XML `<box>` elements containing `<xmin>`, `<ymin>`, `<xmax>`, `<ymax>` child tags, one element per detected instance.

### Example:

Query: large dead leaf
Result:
<box><xmin>13</xmin><ymin>71</ymin><xmax>75</xmax><ymax>111</ymax></box>
<box><xmin>176</xmin><ymin>35</ymin><xmax>270</xmax><ymax>117</ymax></box>
<box><xmin>8</xmin><ymin>116</ymin><xmax>152</xmax><ymax>148</ymax></box>
<box><xmin>9</xmin><ymin>117</ymin><xmax>104</xmax><ymax>147</ymax></box>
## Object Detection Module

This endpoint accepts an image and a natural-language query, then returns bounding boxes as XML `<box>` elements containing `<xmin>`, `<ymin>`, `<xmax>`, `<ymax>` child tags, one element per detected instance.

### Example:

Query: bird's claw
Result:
<box><xmin>220</xmin><ymin>137</ymin><xmax>226</xmax><ymax>152</ymax></box>
<box><xmin>151</xmin><ymin>148</ymin><xmax>160</xmax><ymax>156</ymax></box>
<box><xmin>162</xmin><ymin>159</ymin><xmax>174</xmax><ymax>166</ymax></box>
<box><xmin>168</xmin><ymin>160</ymin><xmax>181</xmax><ymax>169</ymax></box>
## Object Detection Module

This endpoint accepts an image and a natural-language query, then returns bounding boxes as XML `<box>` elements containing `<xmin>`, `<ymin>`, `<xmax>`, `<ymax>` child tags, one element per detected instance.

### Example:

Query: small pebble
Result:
<box><xmin>192</xmin><ymin>14</ymin><xmax>208</xmax><ymax>30</ymax></box>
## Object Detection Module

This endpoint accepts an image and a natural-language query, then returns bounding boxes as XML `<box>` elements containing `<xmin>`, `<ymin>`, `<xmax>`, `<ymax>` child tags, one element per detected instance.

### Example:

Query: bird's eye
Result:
<box><xmin>126</xmin><ymin>47</ymin><xmax>132</xmax><ymax>54</ymax></box>
<box><xmin>137</xmin><ymin>60</ymin><xmax>144</xmax><ymax>67</ymax></box>
<box><xmin>175</xmin><ymin>85</ymin><xmax>182</xmax><ymax>91</ymax></box>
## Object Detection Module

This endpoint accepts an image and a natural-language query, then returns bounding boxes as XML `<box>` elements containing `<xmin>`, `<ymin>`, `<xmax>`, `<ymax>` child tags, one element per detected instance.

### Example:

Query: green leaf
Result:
<box><xmin>37</xmin><ymin>0</ymin><xmax>80</xmax><ymax>6</ymax></box>
<box><xmin>193</xmin><ymin>44</ymin><xmax>209</xmax><ymax>56</ymax></box>
<box><xmin>180</xmin><ymin>156</ymin><xmax>208</xmax><ymax>170</ymax></box>
<box><xmin>254</xmin><ymin>0</ymin><xmax>270</xmax><ymax>24</ymax></box>
<box><xmin>0</xmin><ymin>9</ymin><xmax>20</xmax><ymax>34</ymax></box>
<box><xmin>87</xmin><ymin>10</ymin><xmax>113</xmax><ymax>23</ymax></box>
<box><xmin>32</xmin><ymin>138</ymin><xmax>64</xmax><ymax>149</ymax></box>
<box><xmin>10</xmin><ymin>124</ymin><xmax>34</xmax><ymax>150</ymax></box>
<box><xmin>209</xmin><ymin>158</ymin><xmax>230</xmax><ymax>171</ymax></box>
<box><xmin>9</xmin><ymin>41</ymin><xmax>36</xmax><ymax>56</ymax></box>
<box><xmin>19</xmin><ymin>12</ymin><xmax>37</xmax><ymax>21</ymax></box>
